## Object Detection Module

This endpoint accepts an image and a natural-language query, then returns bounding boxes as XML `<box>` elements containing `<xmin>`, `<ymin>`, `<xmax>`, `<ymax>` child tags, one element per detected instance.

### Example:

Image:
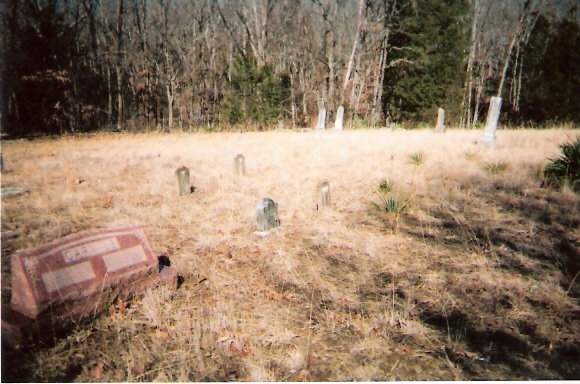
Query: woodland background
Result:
<box><xmin>1</xmin><ymin>0</ymin><xmax>579</xmax><ymax>136</ymax></box>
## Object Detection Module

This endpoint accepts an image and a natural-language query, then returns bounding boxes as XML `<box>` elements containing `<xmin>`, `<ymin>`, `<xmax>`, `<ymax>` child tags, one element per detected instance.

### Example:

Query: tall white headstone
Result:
<box><xmin>435</xmin><ymin>108</ymin><xmax>445</xmax><ymax>133</ymax></box>
<box><xmin>316</xmin><ymin>108</ymin><xmax>326</xmax><ymax>131</ymax></box>
<box><xmin>334</xmin><ymin>106</ymin><xmax>344</xmax><ymax>131</ymax></box>
<box><xmin>480</xmin><ymin>97</ymin><xmax>502</xmax><ymax>146</ymax></box>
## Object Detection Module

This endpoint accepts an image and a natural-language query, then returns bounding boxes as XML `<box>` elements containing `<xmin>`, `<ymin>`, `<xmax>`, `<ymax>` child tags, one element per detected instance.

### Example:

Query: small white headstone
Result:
<box><xmin>480</xmin><ymin>97</ymin><xmax>502</xmax><ymax>146</ymax></box>
<box><xmin>316</xmin><ymin>108</ymin><xmax>326</xmax><ymax>131</ymax></box>
<box><xmin>256</xmin><ymin>198</ymin><xmax>280</xmax><ymax>232</ymax></box>
<box><xmin>317</xmin><ymin>181</ymin><xmax>331</xmax><ymax>210</ymax></box>
<box><xmin>234</xmin><ymin>154</ymin><xmax>246</xmax><ymax>176</ymax></box>
<box><xmin>334</xmin><ymin>106</ymin><xmax>344</xmax><ymax>131</ymax></box>
<box><xmin>435</xmin><ymin>108</ymin><xmax>445</xmax><ymax>133</ymax></box>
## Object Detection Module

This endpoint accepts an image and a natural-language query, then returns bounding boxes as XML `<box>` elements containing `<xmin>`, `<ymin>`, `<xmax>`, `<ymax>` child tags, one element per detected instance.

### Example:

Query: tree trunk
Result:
<box><xmin>116</xmin><ymin>0</ymin><xmax>124</xmax><ymax>131</ymax></box>
<box><xmin>343</xmin><ymin>0</ymin><xmax>365</xmax><ymax>93</ymax></box>
<box><xmin>497</xmin><ymin>32</ymin><xmax>518</xmax><ymax>98</ymax></box>
<box><xmin>462</xmin><ymin>0</ymin><xmax>481</xmax><ymax>129</ymax></box>
<box><xmin>371</xmin><ymin>35</ymin><xmax>389</xmax><ymax>126</ymax></box>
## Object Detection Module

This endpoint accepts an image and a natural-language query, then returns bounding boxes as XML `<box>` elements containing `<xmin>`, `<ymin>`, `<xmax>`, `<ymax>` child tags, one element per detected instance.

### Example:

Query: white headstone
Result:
<box><xmin>234</xmin><ymin>154</ymin><xmax>246</xmax><ymax>176</ymax></box>
<box><xmin>480</xmin><ymin>97</ymin><xmax>502</xmax><ymax>146</ymax></box>
<box><xmin>317</xmin><ymin>181</ymin><xmax>331</xmax><ymax>210</ymax></box>
<box><xmin>334</xmin><ymin>106</ymin><xmax>344</xmax><ymax>131</ymax></box>
<box><xmin>435</xmin><ymin>108</ymin><xmax>445</xmax><ymax>133</ymax></box>
<box><xmin>256</xmin><ymin>198</ymin><xmax>280</xmax><ymax>232</ymax></box>
<box><xmin>315</xmin><ymin>108</ymin><xmax>326</xmax><ymax>131</ymax></box>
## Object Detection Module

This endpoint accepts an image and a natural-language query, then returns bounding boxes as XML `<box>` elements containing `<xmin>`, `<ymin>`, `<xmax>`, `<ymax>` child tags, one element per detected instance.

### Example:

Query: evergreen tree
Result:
<box><xmin>382</xmin><ymin>0</ymin><xmax>468</xmax><ymax>125</ymax></box>
<box><xmin>221</xmin><ymin>56</ymin><xmax>290</xmax><ymax>126</ymax></box>
<box><xmin>519</xmin><ymin>13</ymin><xmax>580</xmax><ymax>125</ymax></box>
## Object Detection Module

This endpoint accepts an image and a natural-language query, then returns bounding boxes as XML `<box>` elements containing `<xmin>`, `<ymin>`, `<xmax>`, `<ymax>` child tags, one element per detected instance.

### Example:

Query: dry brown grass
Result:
<box><xmin>1</xmin><ymin>128</ymin><xmax>579</xmax><ymax>381</ymax></box>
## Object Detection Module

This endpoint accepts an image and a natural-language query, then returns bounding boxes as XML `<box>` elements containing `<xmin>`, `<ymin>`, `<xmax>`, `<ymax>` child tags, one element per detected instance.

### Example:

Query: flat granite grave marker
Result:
<box><xmin>480</xmin><ymin>96</ymin><xmax>502</xmax><ymax>146</ymax></box>
<box><xmin>315</xmin><ymin>108</ymin><xmax>326</xmax><ymax>131</ymax></box>
<box><xmin>176</xmin><ymin>166</ymin><xmax>191</xmax><ymax>195</ymax></box>
<box><xmin>334</xmin><ymin>106</ymin><xmax>344</xmax><ymax>131</ymax></box>
<box><xmin>256</xmin><ymin>198</ymin><xmax>280</xmax><ymax>232</ymax></box>
<box><xmin>234</xmin><ymin>154</ymin><xmax>246</xmax><ymax>176</ymax></box>
<box><xmin>3</xmin><ymin>225</ymin><xmax>178</xmax><ymax>349</ymax></box>
<box><xmin>317</xmin><ymin>181</ymin><xmax>331</xmax><ymax>209</ymax></box>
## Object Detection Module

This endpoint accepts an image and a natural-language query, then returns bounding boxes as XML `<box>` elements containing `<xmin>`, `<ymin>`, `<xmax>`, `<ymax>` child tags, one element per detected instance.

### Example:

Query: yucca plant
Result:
<box><xmin>544</xmin><ymin>137</ymin><xmax>580</xmax><ymax>192</ymax></box>
<box><xmin>370</xmin><ymin>192</ymin><xmax>412</xmax><ymax>234</ymax></box>
<box><xmin>378</xmin><ymin>179</ymin><xmax>394</xmax><ymax>193</ymax></box>
<box><xmin>484</xmin><ymin>161</ymin><xmax>509</xmax><ymax>175</ymax></box>
<box><xmin>371</xmin><ymin>194</ymin><xmax>412</xmax><ymax>216</ymax></box>
<box><xmin>409</xmin><ymin>151</ymin><xmax>425</xmax><ymax>166</ymax></box>
<box><xmin>464</xmin><ymin>151</ymin><xmax>480</xmax><ymax>162</ymax></box>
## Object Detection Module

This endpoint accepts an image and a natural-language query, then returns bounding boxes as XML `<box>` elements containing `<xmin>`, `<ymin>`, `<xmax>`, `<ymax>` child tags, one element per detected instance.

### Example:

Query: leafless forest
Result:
<box><xmin>1</xmin><ymin>0</ymin><xmax>579</xmax><ymax>136</ymax></box>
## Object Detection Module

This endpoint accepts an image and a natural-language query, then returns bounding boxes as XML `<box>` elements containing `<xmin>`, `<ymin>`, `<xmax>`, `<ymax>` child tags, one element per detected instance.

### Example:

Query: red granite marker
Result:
<box><xmin>5</xmin><ymin>225</ymin><xmax>178</xmax><ymax>349</ymax></box>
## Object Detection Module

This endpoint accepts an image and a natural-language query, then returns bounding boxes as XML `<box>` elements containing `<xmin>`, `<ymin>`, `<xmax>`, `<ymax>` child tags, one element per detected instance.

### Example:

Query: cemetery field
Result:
<box><xmin>1</xmin><ymin>128</ymin><xmax>580</xmax><ymax>381</ymax></box>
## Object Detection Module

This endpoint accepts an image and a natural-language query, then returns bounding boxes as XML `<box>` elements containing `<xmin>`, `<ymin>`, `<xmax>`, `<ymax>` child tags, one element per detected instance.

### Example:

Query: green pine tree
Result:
<box><xmin>383</xmin><ymin>0</ymin><xmax>468</xmax><ymax>126</ymax></box>
<box><xmin>221</xmin><ymin>55</ymin><xmax>289</xmax><ymax>126</ymax></box>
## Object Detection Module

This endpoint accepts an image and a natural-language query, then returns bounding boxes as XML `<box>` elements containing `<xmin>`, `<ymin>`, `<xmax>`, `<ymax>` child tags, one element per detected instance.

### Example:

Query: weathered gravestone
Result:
<box><xmin>315</xmin><ymin>108</ymin><xmax>326</xmax><ymax>131</ymax></box>
<box><xmin>480</xmin><ymin>96</ymin><xmax>502</xmax><ymax>146</ymax></box>
<box><xmin>256</xmin><ymin>198</ymin><xmax>280</xmax><ymax>232</ymax></box>
<box><xmin>2</xmin><ymin>226</ymin><xmax>178</xmax><ymax>349</ymax></box>
<box><xmin>435</xmin><ymin>108</ymin><xmax>445</xmax><ymax>133</ymax></box>
<box><xmin>317</xmin><ymin>181</ymin><xmax>331</xmax><ymax>210</ymax></box>
<box><xmin>234</xmin><ymin>154</ymin><xmax>246</xmax><ymax>176</ymax></box>
<box><xmin>176</xmin><ymin>166</ymin><xmax>191</xmax><ymax>195</ymax></box>
<box><xmin>1</xmin><ymin>187</ymin><xmax>24</xmax><ymax>197</ymax></box>
<box><xmin>334</xmin><ymin>106</ymin><xmax>344</xmax><ymax>131</ymax></box>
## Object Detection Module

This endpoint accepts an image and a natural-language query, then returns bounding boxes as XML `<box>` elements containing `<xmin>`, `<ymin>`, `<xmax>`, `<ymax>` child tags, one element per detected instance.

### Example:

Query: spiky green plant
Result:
<box><xmin>544</xmin><ymin>137</ymin><xmax>580</xmax><ymax>192</ymax></box>
<box><xmin>464</xmin><ymin>151</ymin><xmax>480</xmax><ymax>162</ymax></box>
<box><xmin>370</xmin><ymin>191</ymin><xmax>412</xmax><ymax>234</ymax></box>
<box><xmin>409</xmin><ymin>151</ymin><xmax>425</xmax><ymax>166</ymax></box>
<box><xmin>378</xmin><ymin>179</ymin><xmax>394</xmax><ymax>193</ymax></box>
<box><xmin>370</xmin><ymin>193</ymin><xmax>412</xmax><ymax>217</ymax></box>
<box><xmin>484</xmin><ymin>161</ymin><xmax>509</xmax><ymax>175</ymax></box>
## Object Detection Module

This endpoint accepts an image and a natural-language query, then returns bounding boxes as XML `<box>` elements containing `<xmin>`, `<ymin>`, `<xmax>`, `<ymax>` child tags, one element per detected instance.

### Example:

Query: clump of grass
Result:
<box><xmin>543</xmin><ymin>137</ymin><xmax>580</xmax><ymax>193</ymax></box>
<box><xmin>409</xmin><ymin>151</ymin><xmax>425</xmax><ymax>166</ymax></box>
<box><xmin>484</xmin><ymin>161</ymin><xmax>509</xmax><ymax>175</ymax></box>
<box><xmin>464</xmin><ymin>151</ymin><xmax>480</xmax><ymax>162</ymax></box>
<box><xmin>378</xmin><ymin>179</ymin><xmax>394</xmax><ymax>193</ymax></box>
<box><xmin>371</xmin><ymin>194</ymin><xmax>412</xmax><ymax>216</ymax></box>
<box><xmin>371</xmin><ymin>182</ymin><xmax>412</xmax><ymax>233</ymax></box>
<box><xmin>417</xmin><ymin>121</ymin><xmax>430</xmax><ymax>129</ymax></box>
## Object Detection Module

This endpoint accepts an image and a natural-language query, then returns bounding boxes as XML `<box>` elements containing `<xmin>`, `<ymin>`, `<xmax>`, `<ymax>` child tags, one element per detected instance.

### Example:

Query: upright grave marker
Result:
<box><xmin>256</xmin><ymin>198</ymin><xmax>280</xmax><ymax>232</ymax></box>
<box><xmin>4</xmin><ymin>226</ymin><xmax>178</xmax><ymax>348</ymax></box>
<box><xmin>176</xmin><ymin>166</ymin><xmax>190</xmax><ymax>195</ymax></box>
<box><xmin>435</xmin><ymin>108</ymin><xmax>445</xmax><ymax>133</ymax></box>
<box><xmin>234</xmin><ymin>154</ymin><xmax>246</xmax><ymax>176</ymax></box>
<box><xmin>480</xmin><ymin>96</ymin><xmax>502</xmax><ymax>146</ymax></box>
<box><xmin>317</xmin><ymin>181</ymin><xmax>331</xmax><ymax>210</ymax></box>
<box><xmin>334</xmin><ymin>106</ymin><xmax>344</xmax><ymax>131</ymax></box>
<box><xmin>316</xmin><ymin>108</ymin><xmax>326</xmax><ymax>131</ymax></box>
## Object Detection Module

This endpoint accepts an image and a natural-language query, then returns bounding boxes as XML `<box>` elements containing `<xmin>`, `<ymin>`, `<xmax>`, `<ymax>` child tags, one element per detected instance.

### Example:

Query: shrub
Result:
<box><xmin>464</xmin><ymin>151</ymin><xmax>480</xmax><ymax>162</ymax></box>
<box><xmin>378</xmin><ymin>179</ymin><xmax>394</xmax><ymax>193</ymax></box>
<box><xmin>544</xmin><ymin>137</ymin><xmax>580</xmax><ymax>192</ymax></box>
<box><xmin>371</xmin><ymin>194</ymin><xmax>412</xmax><ymax>217</ymax></box>
<box><xmin>484</xmin><ymin>161</ymin><xmax>509</xmax><ymax>175</ymax></box>
<box><xmin>409</xmin><ymin>151</ymin><xmax>425</xmax><ymax>166</ymax></box>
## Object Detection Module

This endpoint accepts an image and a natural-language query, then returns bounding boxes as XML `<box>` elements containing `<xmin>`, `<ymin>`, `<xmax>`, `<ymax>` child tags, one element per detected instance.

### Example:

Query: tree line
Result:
<box><xmin>1</xmin><ymin>0</ymin><xmax>578</xmax><ymax>136</ymax></box>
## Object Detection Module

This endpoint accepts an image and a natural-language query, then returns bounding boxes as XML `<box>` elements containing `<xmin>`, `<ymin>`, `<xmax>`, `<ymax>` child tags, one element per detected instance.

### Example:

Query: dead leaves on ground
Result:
<box><xmin>90</xmin><ymin>362</ymin><xmax>104</xmax><ymax>379</ymax></box>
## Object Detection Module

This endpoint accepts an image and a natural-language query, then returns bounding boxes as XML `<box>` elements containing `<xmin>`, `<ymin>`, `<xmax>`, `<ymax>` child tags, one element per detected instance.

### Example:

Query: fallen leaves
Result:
<box><xmin>90</xmin><ymin>362</ymin><xmax>104</xmax><ymax>379</ymax></box>
<box><xmin>153</xmin><ymin>329</ymin><xmax>171</xmax><ymax>340</ymax></box>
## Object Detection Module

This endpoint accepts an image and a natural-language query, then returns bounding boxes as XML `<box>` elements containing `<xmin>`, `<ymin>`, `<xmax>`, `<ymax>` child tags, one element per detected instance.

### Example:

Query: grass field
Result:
<box><xmin>1</xmin><ymin>128</ymin><xmax>579</xmax><ymax>381</ymax></box>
